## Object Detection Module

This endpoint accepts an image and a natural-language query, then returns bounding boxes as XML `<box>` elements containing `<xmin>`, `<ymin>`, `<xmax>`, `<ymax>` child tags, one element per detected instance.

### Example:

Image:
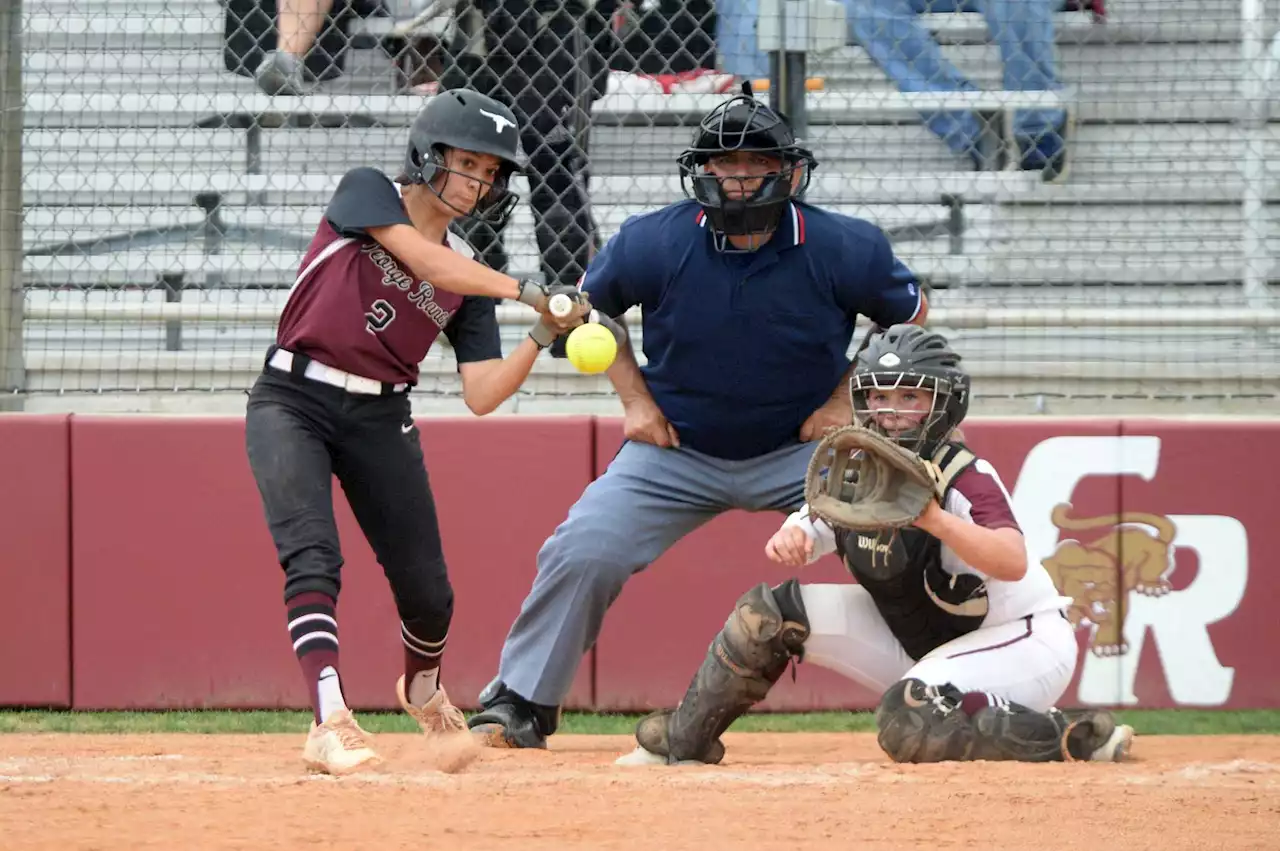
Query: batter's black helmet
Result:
<box><xmin>396</xmin><ymin>89</ymin><xmax>526</xmax><ymax>227</ymax></box>
<box><xmin>677</xmin><ymin>81</ymin><xmax>817</xmax><ymax>247</ymax></box>
<box><xmin>851</xmin><ymin>324</ymin><xmax>971</xmax><ymax>456</ymax></box>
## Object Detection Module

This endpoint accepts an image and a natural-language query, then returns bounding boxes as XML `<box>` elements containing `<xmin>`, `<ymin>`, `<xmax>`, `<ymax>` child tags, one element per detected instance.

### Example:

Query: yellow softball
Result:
<box><xmin>565</xmin><ymin>323</ymin><xmax>618</xmax><ymax>374</ymax></box>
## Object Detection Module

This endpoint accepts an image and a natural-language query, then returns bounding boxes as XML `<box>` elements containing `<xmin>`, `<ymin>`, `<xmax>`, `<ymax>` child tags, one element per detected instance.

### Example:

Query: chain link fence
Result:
<box><xmin>5</xmin><ymin>0</ymin><xmax>1279</xmax><ymax>413</ymax></box>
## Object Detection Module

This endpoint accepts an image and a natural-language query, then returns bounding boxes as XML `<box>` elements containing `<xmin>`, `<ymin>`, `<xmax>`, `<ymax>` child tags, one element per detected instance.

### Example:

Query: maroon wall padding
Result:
<box><xmin>38</xmin><ymin>412</ymin><xmax>1280</xmax><ymax>711</ymax></box>
<box><xmin>69</xmin><ymin>415</ymin><xmax>594</xmax><ymax>710</ymax></box>
<box><xmin>0</xmin><ymin>415</ymin><xmax>71</xmax><ymax>707</ymax></box>
<box><xmin>1117</xmin><ymin>419</ymin><xmax>1279</xmax><ymax>709</ymax></box>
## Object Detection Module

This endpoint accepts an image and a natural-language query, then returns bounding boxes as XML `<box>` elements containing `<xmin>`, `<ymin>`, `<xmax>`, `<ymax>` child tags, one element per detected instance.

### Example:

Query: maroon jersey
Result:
<box><xmin>275</xmin><ymin>167</ymin><xmax>501</xmax><ymax>386</ymax></box>
<box><xmin>945</xmin><ymin>464</ymin><xmax>1021</xmax><ymax>532</ymax></box>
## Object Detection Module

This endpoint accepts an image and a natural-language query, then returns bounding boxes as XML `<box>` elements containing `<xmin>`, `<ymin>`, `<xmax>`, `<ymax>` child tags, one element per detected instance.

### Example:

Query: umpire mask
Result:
<box><xmin>677</xmin><ymin>82</ymin><xmax>817</xmax><ymax>251</ymax></box>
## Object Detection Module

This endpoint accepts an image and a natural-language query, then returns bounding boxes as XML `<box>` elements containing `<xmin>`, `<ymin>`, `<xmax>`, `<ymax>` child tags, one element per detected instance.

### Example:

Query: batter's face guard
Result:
<box><xmin>677</xmin><ymin>83</ymin><xmax>817</xmax><ymax>250</ymax></box>
<box><xmin>419</xmin><ymin>146</ymin><xmax>519</xmax><ymax>225</ymax></box>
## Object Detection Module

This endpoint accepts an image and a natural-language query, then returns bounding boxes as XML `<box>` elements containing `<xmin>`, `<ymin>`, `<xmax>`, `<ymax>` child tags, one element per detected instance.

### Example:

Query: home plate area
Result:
<box><xmin>1</xmin><ymin>733</ymin><xmax>1277</xmax><ymax>851</ymax></box>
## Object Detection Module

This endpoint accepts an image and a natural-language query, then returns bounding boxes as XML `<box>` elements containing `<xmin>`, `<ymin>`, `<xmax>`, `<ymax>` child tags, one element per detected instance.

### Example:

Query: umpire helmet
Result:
<box><xmin>851</xmin><ymin>324</ymin><xmax>971</xmax><ymax>456</ymax></box>
<box><xmin>396</xmin><ymin>89</ymin><xmax>526</xmax><ymax>227</ymax></box>
<box><xmin>677</xmin><ymin>81</ymin><xmax>817</xmax><ymax>246</ymax></box>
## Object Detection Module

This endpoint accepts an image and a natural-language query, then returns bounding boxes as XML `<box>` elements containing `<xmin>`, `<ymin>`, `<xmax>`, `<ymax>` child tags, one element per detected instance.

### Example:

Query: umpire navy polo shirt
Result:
<box><xmin>582</xmin><ymin>198</ymin><xmax>922</xmax><ymax>460</ymax></box>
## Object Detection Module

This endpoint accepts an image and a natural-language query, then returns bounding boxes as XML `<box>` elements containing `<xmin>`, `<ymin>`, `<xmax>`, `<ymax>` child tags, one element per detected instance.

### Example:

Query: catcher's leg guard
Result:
<box><xmin>875</xmin><ymin>679</ymin><xmax>982</xmax><ymax>763</ymax></box>
<box><xmin>875</xmin><ymin>679</ymin><xmax>1134</xmax><ymax>763</ymax></box>
<box><xmin>636</xmin><ymin>580</ymin><xmax>810</xmax><ymax>764</ymax></box>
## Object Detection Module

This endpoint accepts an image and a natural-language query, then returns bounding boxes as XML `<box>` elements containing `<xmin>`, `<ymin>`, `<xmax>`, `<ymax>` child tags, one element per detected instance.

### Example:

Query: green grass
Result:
<box><xmin>2</xmin><ymin>709</ymin><xmax>1278</xmax><ymax>736</ymax></box>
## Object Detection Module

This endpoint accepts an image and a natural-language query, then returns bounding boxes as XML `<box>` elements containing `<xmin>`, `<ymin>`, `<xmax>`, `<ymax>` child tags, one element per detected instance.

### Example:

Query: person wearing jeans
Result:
<box><xmin>715</xmin><ymin>0</ymin><xmax>1070</xmax><ymax>180</ymax></box>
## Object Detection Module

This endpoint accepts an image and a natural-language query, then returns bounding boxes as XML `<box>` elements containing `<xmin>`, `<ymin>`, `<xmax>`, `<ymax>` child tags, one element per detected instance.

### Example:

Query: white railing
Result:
<box><xmin>1241</xmin><ymin>0</ymin><xmax>1272</xmax><ymax>305</ymax></box>
<box><xmin>21</xmin><ymin>301</ymin><xmax>1280</xmax><ymax>328</ymax></box>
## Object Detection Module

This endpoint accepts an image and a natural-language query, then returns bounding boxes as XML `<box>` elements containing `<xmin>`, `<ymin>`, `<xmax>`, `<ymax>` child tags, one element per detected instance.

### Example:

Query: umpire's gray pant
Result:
<box><xmin>496</xmin><ymin>439</ymin><xmax>816</xmax><ymax>707</ymax></box>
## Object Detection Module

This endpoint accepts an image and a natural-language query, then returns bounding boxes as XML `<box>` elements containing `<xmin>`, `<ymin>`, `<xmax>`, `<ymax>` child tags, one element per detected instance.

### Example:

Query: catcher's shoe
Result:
<box><xmin>395</xmin><ymin>675</ymin><xmax>467</xmax><ymax>735</ymax></box>
<box><xmin>1062</xmin><ymin>710</ymin><xmax>1135</xmax><ymax>762</ymax></box>
<box><xmin>466</xmin><ymin>683</ymin><xmax>558</xmax><ymax>749</ymax></box>
<box><xmin>302</xmin><ymin>709</ymin><xmax>381</xmax><ymax>775</ymax></box>
<box><xmin>615</xmin><ymin>709</ymin><xmax>726</xmax><ymax>766</ymax></box>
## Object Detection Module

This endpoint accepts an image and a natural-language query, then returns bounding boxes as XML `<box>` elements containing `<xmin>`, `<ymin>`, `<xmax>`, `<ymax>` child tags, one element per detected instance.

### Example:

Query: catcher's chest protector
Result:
<box><xmin>835</xmin><ymin>442</ymin><xmax>992</xmax><ymax>661</ymax></box>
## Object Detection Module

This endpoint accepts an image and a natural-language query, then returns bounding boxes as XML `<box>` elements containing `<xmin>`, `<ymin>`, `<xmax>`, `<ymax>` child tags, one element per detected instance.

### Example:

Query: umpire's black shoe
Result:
<box><xmin>467</xmin><ymin>682</ymin><xmax>559</xmax><ymax>749</ymax></box>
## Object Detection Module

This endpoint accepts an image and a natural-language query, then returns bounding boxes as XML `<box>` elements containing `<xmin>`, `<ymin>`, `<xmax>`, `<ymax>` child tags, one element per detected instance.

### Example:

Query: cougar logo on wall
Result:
<box><xmin>1012</xmin><ymin>435</ymin><xmax>1249</xmax><ymax>706</ymax></box>
<box><xmin>1041</xmin><ymin>504</ymin><xmax>1175</xmax><ymax>657</ymax></box>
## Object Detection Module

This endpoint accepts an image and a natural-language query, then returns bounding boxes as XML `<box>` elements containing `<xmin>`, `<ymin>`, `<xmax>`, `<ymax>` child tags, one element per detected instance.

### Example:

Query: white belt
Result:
<box><xmin>268</xmin><ymin>349</ymin><xmax>407</xmax><ymax>396</ymax></box>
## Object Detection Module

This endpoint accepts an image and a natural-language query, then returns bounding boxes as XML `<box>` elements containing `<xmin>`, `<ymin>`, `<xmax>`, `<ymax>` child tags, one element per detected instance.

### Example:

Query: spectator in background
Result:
<box><xmin>713</xmin><ymin>0</ymin><xmax>770</xmax><ymax>83</ymax></box>
<box><xmin>437</xmin><ymin>0</ymin><xmax>607</xmax><ymax>291</ymax></box>
<box><xmin>604</xmin><ymin>0</ymin><xmax>736</xmax><ymax>94</ymax></box>
<box><xmin>226</xmin><ymin>0</ymin><xmax>435</xmax><ymax>95</ymax></box>
<box><xmin>714</xmin><ymin>0</ymin><xmax>1074</xmax><ymax>181</ymax></box>
<box><xmin>227</xmin><ymin>0</ymin><xmax>603</xmax><ymax>291</ymax></box>
<box><xmin>237</xmin><ymin>0</ymin><xmax>366</xmax><ymax>95</ymax></box>
<box><xmin>851</xmin><ymin>0</ymin><xmax>1069</xmax><ymax>180</ymax></box>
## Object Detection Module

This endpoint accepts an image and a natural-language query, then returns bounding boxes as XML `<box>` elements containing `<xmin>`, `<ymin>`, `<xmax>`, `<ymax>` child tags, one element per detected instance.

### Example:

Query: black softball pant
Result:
<box><xmin>244</xmin><ymin>370</ymin><xmax>453</xmax><ymax>631</ymax></box>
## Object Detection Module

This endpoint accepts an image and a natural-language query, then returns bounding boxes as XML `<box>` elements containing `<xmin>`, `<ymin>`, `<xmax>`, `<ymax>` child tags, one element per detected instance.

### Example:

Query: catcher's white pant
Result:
<box><xmin>799</xmin><ymin>584</ymin><xmax>1078</xmax><ymax>711</ymax></box>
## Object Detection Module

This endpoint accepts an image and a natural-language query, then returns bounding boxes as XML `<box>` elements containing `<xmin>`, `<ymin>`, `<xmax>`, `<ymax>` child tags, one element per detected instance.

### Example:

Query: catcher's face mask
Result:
<box><xmin>851</xmin><ymin>371</ymin><xmax>956</xmax><ymax>455</ymax></box>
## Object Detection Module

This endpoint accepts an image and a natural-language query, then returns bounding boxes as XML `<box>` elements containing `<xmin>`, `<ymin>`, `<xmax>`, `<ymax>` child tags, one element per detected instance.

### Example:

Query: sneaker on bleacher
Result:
<box><xmin>255</xmin><ymin>49</ymin><xmax>309</xmax><ymax>97</ymax></box>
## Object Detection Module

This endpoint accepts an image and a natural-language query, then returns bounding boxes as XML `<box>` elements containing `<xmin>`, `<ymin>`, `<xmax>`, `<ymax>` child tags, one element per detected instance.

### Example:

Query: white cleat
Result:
<box><xmin>1089</xmin><ymin>724</ymin><xmax>1135</xmax><ymax>762</ymax></box>
<box><xmin>396</xmin><ymin>674</ymin><xmax>468</xmax><ymax>735</ymax></box>
<box><xmin>302</xmin><ymin>709</ymin><xmax>381</xmax><ymax>775</ymax></box>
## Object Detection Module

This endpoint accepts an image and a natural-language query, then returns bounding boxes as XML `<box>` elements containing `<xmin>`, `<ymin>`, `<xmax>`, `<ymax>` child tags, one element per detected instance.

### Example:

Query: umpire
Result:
<box><xmin>467</xmin><ymin>85</ymin><xmax>930</xmax><ymax>749</ymax></box>
<box><xmin>439</xmin><ymin>0</ymin><xmax>611</xmax><ymax>289</ymax></box>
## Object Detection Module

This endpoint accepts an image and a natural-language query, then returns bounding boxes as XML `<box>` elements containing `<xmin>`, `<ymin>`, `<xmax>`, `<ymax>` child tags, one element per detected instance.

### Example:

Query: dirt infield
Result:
<box><xmin>1</xmin><ymin>732</ymin><xmax>1278</xmax><ymax>850</ymax></box>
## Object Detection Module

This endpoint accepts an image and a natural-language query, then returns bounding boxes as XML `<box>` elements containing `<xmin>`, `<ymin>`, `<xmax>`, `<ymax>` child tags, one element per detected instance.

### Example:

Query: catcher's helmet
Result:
<box><xmin>851</xmin><ymin>324</ymin><xmax>971</xmax><ymax>456</ymax></box>
<box><xmin>676</xmin><ymin>81</ymin><xmax>817</xmax><ymax>247</ymax></box>
<box><xmin>396</xmin><ymin>89</ymin><xmax>526</xmax><ymax>227</ymax></box>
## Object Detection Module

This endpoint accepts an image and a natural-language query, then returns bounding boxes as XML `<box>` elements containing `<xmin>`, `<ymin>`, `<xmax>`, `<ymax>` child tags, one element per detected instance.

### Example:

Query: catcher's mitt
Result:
<box><xmin>803</xmin><ymin>426</ymin><xmax>940</xmax><ymax>532</ymax></box>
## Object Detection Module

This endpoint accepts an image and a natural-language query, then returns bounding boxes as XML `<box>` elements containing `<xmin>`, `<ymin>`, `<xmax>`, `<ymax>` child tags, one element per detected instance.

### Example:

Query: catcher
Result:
<box><xmin>617</xmin><ymin>324</ymin><xmax>1135</xmax><ymax>767</ymax></box>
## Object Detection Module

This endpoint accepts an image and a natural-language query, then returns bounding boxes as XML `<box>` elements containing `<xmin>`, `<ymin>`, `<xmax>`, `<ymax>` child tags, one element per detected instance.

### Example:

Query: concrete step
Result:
<box><xmin>22</xmin><ymin>327</ymin><xmax>1279</xmax><ymax>399</ymax></box>
<box><xmin>18</xmin><ymin>167</ymin><xmax>1040</xmax><ymax>205</ymax></box>
<box><xmin>19</xmin><ymin>5</ymin><xmax>1253</xmax><ymax>51</ymax></box>
<box><xmin>17</xmin><ymin>79</ymin><xmax>1258</xmax><ymax>127</ymax></box>
<box><xmin>811</xmin><ymin>40</ymin><xmax>1244</xmax><ymax>94</ymax></box>
<box><xmin>16</xmin><ymin>204</ymin><xmax>974</xmax><ymax>272</ymax></box>
<box><xmin>16</xmin><ymin>244</ymin><xmax>1257</xmax><ymax>287</ymax></box>
<box><xmin>1063</xmin><ymin>122</ymin><xmax>1280</xmax><ymax>181</ymax></box>
<box><xmin>19</xmin><ymin>121</ymin><xmax>975</xmax><ymax>173</ymax></box>
<box><xmin>22</xmin><ymin>122</ymin><xmax>1273</xmax><ymax>188</ymax></box>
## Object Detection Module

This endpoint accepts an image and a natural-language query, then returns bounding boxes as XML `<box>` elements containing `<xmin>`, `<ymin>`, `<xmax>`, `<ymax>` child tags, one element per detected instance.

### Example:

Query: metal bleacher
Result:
<box><xmin>17</xmin><ymin>0</ymin><xmax>1280</xmax><ymax>413</ymax></box>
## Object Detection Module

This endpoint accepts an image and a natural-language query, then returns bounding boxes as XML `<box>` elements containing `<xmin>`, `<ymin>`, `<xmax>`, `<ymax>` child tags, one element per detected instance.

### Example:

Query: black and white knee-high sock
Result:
<box><xmin>402</xmin><ymin>620</ymin><xmax>448</xmax><ymax>706</ymax></box>
<box><xmin>287</xmin><ymin>592</ymin><xmax>345</xmax><ymax>725</ymax></box>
